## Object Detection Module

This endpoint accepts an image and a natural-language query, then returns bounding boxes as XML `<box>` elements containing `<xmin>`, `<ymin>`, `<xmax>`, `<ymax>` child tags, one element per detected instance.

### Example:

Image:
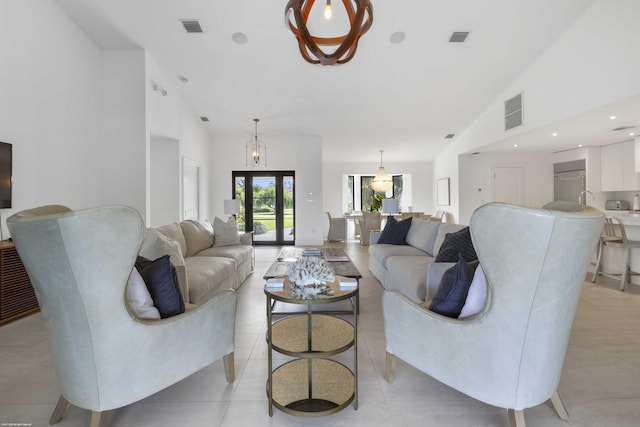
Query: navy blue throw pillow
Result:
<box><xmin>429</xmin><ymin>256</ymin><xmax>475</xmax><ymax>318</ymax></box>
<box><xmin>378</xmin><ymin>217</ymin><xmax>413</xmax><ymax>245</ymax></box>
<box><xmin>435</xmin><ymin>227</ymin><xmax>478</xmax><ymax>263</ymax></box>
<box><xmin>135</xmin><ymin>255</ymin><xmax>185</xmax><ymax>319</ymax></box>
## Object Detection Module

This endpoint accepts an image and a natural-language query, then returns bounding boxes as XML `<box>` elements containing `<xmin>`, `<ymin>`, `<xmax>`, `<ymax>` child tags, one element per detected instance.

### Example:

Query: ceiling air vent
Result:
<box><xmin>612</xmin><ymin>126</ymin><xmax>635</xmax><ymax>131</ymax></box>
<box><xmin>181</xmin><ymin>20</ymin><xmax>203</xmax><ymax>33</ymax></box>
<box><xmin>505</xmin><ymin>93</ymin><xmax>523</xmax><ymax>131</ymax></box>
<box><xmin>200</xmin><ymin>116</ymin><xmax>209</xmax><ymax>122</ymax></box>
<box><xmin>449</xmin><ymin>32</ymin><xmax>469</xmax><ymax>43</ymax></box>
<box><xmin>444</xmin><ymin>133</ymin><xmax>456</xmax><ymax>139</ymax></box>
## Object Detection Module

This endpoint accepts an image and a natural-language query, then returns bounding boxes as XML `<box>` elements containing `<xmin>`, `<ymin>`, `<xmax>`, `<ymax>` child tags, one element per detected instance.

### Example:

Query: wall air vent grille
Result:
<box><xmin>181</xmin><ymin>20</ymin><xmax>203</xmax><ymax>33</ymax></box>
<box><xmin>505</xmin><ymin>93</ymin><xmax>523</xmax><ymax>131</ymax></box>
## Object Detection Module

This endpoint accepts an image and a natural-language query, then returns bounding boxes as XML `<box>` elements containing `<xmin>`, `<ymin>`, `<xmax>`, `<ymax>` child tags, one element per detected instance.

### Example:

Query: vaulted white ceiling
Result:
<box><xmin>58</xmin><ymin>0</ymin><xmax>637</xmax><ymax>164</ymax></box>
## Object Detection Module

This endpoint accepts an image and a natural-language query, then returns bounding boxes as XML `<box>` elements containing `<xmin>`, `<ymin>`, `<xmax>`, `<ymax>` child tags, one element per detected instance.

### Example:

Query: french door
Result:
<box><xmin>232</xmin><ymin>171</ymin><xmax>295</xmax><ymax>245</ymax></box>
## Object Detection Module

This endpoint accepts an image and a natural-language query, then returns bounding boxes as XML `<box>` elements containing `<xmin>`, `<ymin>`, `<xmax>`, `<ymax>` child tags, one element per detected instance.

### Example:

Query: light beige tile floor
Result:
<box><xmin>1</xmin><ymin>240</ymin><xmax>639</xmax><ymax>426</ymax></box>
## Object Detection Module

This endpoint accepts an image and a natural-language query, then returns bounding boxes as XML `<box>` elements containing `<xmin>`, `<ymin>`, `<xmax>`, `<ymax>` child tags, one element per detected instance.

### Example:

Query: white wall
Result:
<box><xmin>100</xmin><ymin>50</ymin><xmax>147</xmax><ymax>218</ymax></box>
<box><xmin>0</xmin><ymin>0</ymin><xmax>105</xmax><ymax>237</ymax></box>
<box><xmin>435</xmin><ymin>0</ymin><xmax>640</xmax><ymax>222</ymax></box>
<box><xmin>145</xmin><ymin>56</ymin><xmax>213</xmax><ymax>223</ymax></box>
<box><xmin>150</xmin><ymin>136</ymin><xmax>180</xmax><ymax>226</ymax></box>
<box><xmin>458</xmin><ymin>151</ymin><xmax>554</xmax><ymax>225</ymax></box>
<box><xmin>0</xmin><ymin>0</ymin><xmax>214</xmax><ymax>237</ymax></box>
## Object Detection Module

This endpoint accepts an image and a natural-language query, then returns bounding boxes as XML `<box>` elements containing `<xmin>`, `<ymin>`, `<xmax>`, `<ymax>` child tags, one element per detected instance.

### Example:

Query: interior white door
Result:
<box><xmin>182</xmin><ymin>158</ymin><xmax>200</xmax><ymax>220</ymax></box>
<box><xmin>492</xmin><ymin>166</ymin><xmax>527</xmax><ymax>206</ymax></box>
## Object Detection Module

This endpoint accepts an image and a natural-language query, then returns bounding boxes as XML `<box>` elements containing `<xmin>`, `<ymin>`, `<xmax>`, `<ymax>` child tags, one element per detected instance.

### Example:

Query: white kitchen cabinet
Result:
<box><xmin>601</xmin><ymin>141</ymin><xmax>640</xmax><ymax>191</ymax></box>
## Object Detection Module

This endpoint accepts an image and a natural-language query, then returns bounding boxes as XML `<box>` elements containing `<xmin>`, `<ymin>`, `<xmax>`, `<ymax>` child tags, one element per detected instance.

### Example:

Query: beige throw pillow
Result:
<box><xmin>180</xmin><ymin>219</ymin><xmax>214</xmax><ymax>256</ymax></box>
<box><xmin>213</xmin><ymin>216</ymin><xmax>241</xmax><ymax>247</ymax></box>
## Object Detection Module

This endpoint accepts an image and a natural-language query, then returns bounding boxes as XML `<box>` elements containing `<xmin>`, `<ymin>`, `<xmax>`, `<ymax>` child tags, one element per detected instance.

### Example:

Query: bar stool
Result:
<box><xmin>592</xmin><ymin>217</ymin><xmax>640</xmax><ymax>291</ymax></box>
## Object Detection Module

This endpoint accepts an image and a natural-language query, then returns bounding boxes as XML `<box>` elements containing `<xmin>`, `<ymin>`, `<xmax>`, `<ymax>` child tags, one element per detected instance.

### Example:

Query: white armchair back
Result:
<box><xmin>7</xmin><ymin>205</ymin><xmax>236</xmax><ymax>425</ymax></box>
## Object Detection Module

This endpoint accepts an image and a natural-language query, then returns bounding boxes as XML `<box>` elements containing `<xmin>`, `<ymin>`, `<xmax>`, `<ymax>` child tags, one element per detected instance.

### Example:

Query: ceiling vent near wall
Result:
<box><xmin>181</xmin><ymin>20</ymin><xmax>203</xmax><ymax>33</ymax></box>
<box><xmin>200</xmin><ymin>116</ymin><xmax>210</xmax><ymax>122</ymax></box>
<box><xmin>449</xmin><ymin>32</ymin><xmax>469</xmax><ymax>43</ymax></box>
<box><xmin>505</xmin><ymin>93</ymin><xmax>523</xmax><ymax>131</ymax></box>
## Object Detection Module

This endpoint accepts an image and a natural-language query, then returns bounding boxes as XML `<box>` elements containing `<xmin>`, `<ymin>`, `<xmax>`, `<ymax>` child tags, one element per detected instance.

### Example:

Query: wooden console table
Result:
<box><xmin>0</xmin><ymin>241</ymin><xmax>39</xmax><ymax>325</ymax></box>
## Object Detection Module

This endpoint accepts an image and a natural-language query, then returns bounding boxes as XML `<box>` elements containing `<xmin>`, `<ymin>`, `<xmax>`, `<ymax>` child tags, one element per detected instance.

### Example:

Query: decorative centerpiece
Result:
<box><xmin>287</xmin><ymin>256</ymin><xmax>335</xmax><ymax>299</ymax></box>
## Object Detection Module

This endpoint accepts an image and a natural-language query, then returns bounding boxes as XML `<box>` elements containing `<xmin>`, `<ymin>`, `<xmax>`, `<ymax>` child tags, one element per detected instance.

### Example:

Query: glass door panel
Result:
<box><xmin>233</xmin><ymin>171</ymin><xmax>295</xmax><ymax>245</ymax></box>
<box><xmin>283</xmin><ymin>175</ymin><xmax>294</xmax><ymax>242</ymax></box>
<box><xmin>253</xmin><ymin>176</ymin><xmax>276</xmax><ymax>241</ymax></box>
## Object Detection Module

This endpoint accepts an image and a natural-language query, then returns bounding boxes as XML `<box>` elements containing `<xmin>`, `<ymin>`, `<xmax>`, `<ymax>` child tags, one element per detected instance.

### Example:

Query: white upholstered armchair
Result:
<box><xmin>7</xmin><ymin>205</ymin><xmax>236</xmax><ymax>427</ymax></box>
<box><xmin>382</xmin><ymin>202</ymin><xmax>604</xmax><ymax>426</ymax></box>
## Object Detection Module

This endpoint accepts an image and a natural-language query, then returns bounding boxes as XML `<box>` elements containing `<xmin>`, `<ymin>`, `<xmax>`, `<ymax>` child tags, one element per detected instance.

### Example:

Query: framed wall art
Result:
<box><xmin>437</xmin><ymin>178</ymin><xmax>450</xmax><ymax>206</ymax></box>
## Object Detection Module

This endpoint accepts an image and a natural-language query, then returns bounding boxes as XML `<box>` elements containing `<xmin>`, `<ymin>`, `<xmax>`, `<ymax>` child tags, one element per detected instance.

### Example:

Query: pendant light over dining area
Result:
<box><xmin>371</xmin><ymin>149</ymin><xmax>392</xmax><ymax>192</ymax></box>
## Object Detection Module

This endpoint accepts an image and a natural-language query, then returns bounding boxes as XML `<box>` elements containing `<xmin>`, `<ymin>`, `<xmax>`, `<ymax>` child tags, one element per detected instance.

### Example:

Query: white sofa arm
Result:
<box><xmin>240</xmin><ymin>231</ymin><xmax>254</xmax><ymax>246</ymax></box>
<box><xmin>370</xmin><ymin>230</ymin><xmax>382</xmax><ymax>245</ymax></box>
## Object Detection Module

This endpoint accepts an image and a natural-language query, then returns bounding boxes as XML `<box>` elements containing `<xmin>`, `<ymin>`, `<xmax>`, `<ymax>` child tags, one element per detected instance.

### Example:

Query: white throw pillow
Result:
<box><xmin>458</xmin><ymin>264</ymin><xmax>487</xmax><ymax>319</ymax></box>
<box><xmin>125</xmin><ymin>268</ymin><xmax>161</xmax><ymax>320</ymax></box>
<box><xmin>213</xmin><ymin>216</ymin><xmax>241</xmax><ymax>247</ymax></box>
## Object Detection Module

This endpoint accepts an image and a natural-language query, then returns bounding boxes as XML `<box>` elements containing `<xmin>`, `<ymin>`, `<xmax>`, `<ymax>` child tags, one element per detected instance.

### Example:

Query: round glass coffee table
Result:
<box><xmin>265</xmin><ymin>276</ymin><xmax>358</xmax><ymax>417</ymax></box>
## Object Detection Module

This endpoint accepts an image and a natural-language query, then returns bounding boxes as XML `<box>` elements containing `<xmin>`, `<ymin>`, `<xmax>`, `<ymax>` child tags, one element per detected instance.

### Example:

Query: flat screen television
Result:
<box><xmin>0</xmin><ymin>142</ymin><xmax>12</xmax><ymax>208</ymax></box>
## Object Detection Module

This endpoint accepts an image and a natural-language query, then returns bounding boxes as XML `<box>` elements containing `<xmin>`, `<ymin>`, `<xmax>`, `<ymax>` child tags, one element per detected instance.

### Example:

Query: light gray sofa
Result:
<box><xmin>369</xmin><ymin>218</ymin><xmax>466</xmax><ymax>303</ymax></box>
<box><xmin>140</xmin><ymin>219</ymin><xmax>254</xmax><ymax>305</ymax></box>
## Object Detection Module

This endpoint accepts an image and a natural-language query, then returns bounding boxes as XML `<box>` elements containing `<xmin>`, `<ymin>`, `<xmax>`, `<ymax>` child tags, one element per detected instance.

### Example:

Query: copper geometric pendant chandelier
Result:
<box><xmin>285</xmin><ymin>0</ymin><xmax>373</xmax><ymax>66</ymax></box>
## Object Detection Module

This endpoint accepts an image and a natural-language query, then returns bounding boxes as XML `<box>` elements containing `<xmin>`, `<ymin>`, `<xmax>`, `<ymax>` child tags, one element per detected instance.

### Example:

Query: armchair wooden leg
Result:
<box><xmin>508</xmin><ymin>409</ymin><xmax>526</xmax><ymax>427</ymax></box>
<box><xmin>49</xmin><ymin>395</ymin><xmax>69</xmax><ymax>424</ymax></box>
<box><xmin>385</xmin><ymin>352</ymin><xmax>397</xmax><ymax>382</ymax></box>
<box><xmin>549</xmin><ymin>390</ymin><xmax>569</xmax><ymax>421</ymax></box>
<box><xmin>90</xmin><ymin>411</ymin><xmax>108</xmax><ymax>427</ymax></box>
<box><xmin>223</xmin><ymin>351</ymin><xmax>235</xmax><ymax>383</ymax></box>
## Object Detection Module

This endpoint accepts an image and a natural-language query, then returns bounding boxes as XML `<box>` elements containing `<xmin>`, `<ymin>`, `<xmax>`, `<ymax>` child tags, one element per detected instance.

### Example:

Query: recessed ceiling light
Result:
<box><xmin>552</xmin><ymin>132</ymin><xmax>558</xmax><ymax>137</ymax></box>
<box><xmin>610</xmin><ymin>115</ymin><xmax>617</xmax><ymax>120</ymax></box>
<box><xmin>513</xmin><ymin>144</ymin><xmax>518</xmax><ymax>148</ymax></box>
<box><xmin>390</xmin><ymin>31</ymin><xmax>405</xmax><ymax>44</ymax></box>
<box><xmin>578</xmin><ymin>144</ymin><xmax>583</xmax><ymax>148</ymax></box>
<box><xmin>232</xmin><ymin>32</ymin><xmax>248</xmax><ymax>45</ymax></box>
<box><xmin>631</xmin><ymin>132</ymin><xmax>636</xmax><ymax>136</ymax></box>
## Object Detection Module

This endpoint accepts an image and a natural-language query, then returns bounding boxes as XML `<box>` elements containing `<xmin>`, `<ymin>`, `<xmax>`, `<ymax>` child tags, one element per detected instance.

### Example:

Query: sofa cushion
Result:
<box><xmin>405</xmin><ymin>218</ymin><xmax>440</xmax><ymax>254</ymax></box>
<box><xmin>184</xmin><ymin>256</ymin><xmax>237</xmax><ymax>302</ymax></box>
<box><xmin>180</xmin><ymin>219</ymin><xmax>214</xmax><ymax>257</ymax></box>
<box><xmin>428</xmin><ymin>256</ymin><xmax>476</xmax><ymax>318</ymax></box>
<box><xmin>125</xmin><ymin>268</ymin><xmax>161</xmax><ymax>320</ymax></box>
<box><xmin>154</xmin><ymin>222</ymin><xmax>187</xmax><ymax>257</ymax></box>
<box><xmin>135</xmin><ymin>255</ymin><xmax>185</xmax><ymax>319</ymax></box>
<box><xmin>433</xmin><ymin>223</ymin><xmax>468</xmax><ymax>256</ymax></box>
<box><xmin>369</xmin><ymin>243</ymin><xmax>428</xmax><ymax>268</ymax></box>
<box><xmin>385</xmin><ymin>256</ymin><xmax>435</xmax><ymax>302</ymax></box>
<box><xmin>378</xmin><ymin>217</ymin><xmax>412</xmax><ymax>245</ymax></box>
<box><xmin>459</xmin><ymin>264</ymin><xmax>487</xmax><ymax>319</ymax></box>
<box><xmin>435</xmin><ymin>226</ymin><xmax>478</xmax><ymax>263</ymax></box>
<box><xmin>195</xmin><ymin>244</ymin><xmax>251</xmax><ymax>266</ymax></box>
<box><xmin>213</xmin><ymin>216</ymin><xmax>241</xmax><ymax>247</ymax></box>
